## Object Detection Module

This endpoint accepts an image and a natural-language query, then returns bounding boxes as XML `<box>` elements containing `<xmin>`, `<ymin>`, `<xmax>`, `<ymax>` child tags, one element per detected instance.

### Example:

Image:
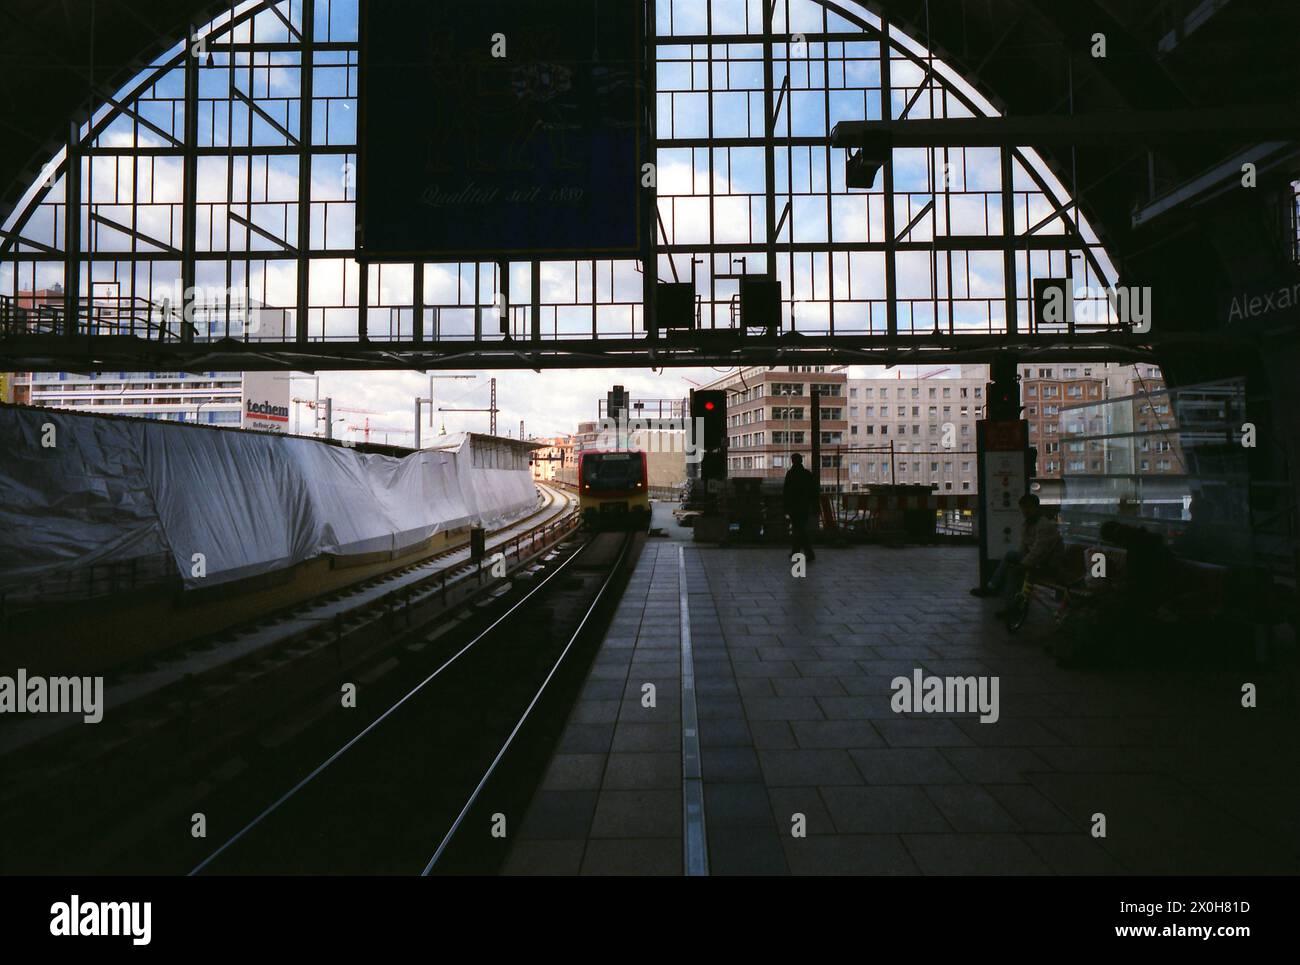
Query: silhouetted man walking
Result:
<box><xmin>783</xmin><ymin>453</ymin><xmax>818</xmax><ymax>563</ymax></box>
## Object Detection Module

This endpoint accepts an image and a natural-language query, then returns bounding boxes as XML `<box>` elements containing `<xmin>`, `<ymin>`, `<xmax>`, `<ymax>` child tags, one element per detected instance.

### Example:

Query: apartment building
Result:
<box><xmin>530</xmin><ymin>435</ymin><xmax>573</xmax><ymax>482</ymax></box>
<box><xmin>1050</xmin><ymin>362</ymin><xmax>1178</xmax><ymax>475</ymax></box>
<box><xmin>1021</xmin><ymin>362</ymin><xmax>1107</xmax><ymax>480</ymax></box>
<box><xmin>700</xmin><ymin>365</ymin><xmax>850</xmax><ymax>488</ymax></box>
<box><xmin>22</xmin><ymin>369</ymin><xmax>291</xmax><ymax>432</ymax></box>
<box><xmin>702</xmin><ymin>362</ymin><xmax>1171</xmax><ymax>498</ymax></box>
<box><xmin>1114</xmin><ymin>363</ymin><xmax>1181</xmax><ymax>478</ymax></box>
<box><xmin>843</xmin><ymin>365</ymin><xmax>988</xmax><ymax>493</ymax></box>
<box><xmin>1026</xmin><ymin>361</ymin><xmax>1175</xmax><ymax>480</ymax></box>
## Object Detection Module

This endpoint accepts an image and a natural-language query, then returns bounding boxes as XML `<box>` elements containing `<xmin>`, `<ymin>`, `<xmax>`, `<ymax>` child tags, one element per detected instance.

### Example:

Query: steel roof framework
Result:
<box><xmin>0</xmin><ymin>0</ymin><xmax>1153</xmax><ymax>373</ymax></box>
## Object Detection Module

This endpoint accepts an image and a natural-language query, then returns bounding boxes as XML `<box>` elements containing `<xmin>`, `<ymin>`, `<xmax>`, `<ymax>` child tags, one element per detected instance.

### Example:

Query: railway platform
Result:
<box><xmin>504</xmin><ymin>502</ymin><xmax>1300</xmax><ymax>875</ymax></box>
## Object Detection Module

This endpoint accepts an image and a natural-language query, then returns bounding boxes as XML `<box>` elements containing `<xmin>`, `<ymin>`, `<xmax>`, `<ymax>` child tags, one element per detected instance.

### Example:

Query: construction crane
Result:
<box><xmin>344</xmin><ymin>418</ymin><xmax>413</xmax><ymax>446</ymax></box>
<box><xmin>292</xmin><ymin>397</ymin><xmax>386</xmax><ymax>437</ymax></box>
<box><xmin>292</xmin><ymin>398</ymin><xmax>383</xmax><ymax>415</ymax></box>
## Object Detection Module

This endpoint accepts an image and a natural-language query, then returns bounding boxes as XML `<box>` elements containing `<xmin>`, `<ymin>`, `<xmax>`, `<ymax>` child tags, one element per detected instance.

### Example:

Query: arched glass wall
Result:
<box><xmin>0</xmin><ymin>0</ymin><xmax>1119</xmax><ymax>353</ymax></box>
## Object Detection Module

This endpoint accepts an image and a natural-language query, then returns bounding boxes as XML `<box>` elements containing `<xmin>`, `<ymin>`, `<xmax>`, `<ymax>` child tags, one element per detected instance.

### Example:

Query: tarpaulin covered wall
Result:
<box><xmin>0</xmin><ymin>407</ymin><xmax>539</xmax><ymax>591</ymax></box>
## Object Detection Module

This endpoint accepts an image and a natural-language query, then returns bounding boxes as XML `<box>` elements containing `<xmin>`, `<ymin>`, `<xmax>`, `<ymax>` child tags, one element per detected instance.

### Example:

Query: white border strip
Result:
<box><xmin>678</xmin><ymin>545</ymin><xmax>709</xmax><ymax>875</ymax></box>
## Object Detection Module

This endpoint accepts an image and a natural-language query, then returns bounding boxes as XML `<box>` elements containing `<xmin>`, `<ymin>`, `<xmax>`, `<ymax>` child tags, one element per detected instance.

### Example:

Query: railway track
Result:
<box><xmin>191</xmin><ymin>530</ymin><xmax>638</xmax><ymax>875</ymax></box>
<box><xmin>0</xmin><ymin>485</ymin><xmax>589</xmax><ymax>873</ymax></box>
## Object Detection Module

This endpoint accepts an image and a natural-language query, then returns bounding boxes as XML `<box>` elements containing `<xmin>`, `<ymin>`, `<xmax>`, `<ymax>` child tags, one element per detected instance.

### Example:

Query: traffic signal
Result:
<box><xmin>986</xmin><ymin>356</ymin><xmax>1021</xmax><ymax>421</ymax></box>
<box><xmin>690</xmin><ymin>389</ymin><xmax>727</xmax><ymax>485</ymax></box>
<box><xmin>606</xmin><ymin>384</ymin><xmax>630</xmax><ymax>423</ymax></box>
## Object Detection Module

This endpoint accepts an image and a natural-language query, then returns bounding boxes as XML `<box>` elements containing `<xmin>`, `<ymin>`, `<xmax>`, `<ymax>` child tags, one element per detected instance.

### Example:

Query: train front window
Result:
<box><xmin>583</xmin><ymin>454</ymin><xmax>638</xmax><ymax>489</ymax></box>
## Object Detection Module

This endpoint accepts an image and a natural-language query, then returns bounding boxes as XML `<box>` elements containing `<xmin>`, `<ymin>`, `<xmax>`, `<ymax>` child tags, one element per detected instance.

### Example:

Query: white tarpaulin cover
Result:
<box><xmin>0</xmin><ymin>407</ymin><xmax>538</xmax><ymax>591</ymax></box>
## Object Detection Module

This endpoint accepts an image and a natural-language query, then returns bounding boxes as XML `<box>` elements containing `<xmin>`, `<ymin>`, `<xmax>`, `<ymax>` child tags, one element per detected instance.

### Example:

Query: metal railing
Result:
<box><xmin>0</xmin><ymin>294</ymin><xmax>285</xmax><ymax>343</ymax></box>
<box><xmin>1</xmin><ymin>551</ymin><xmax>179</xmax><ymax>619</ymax></box>
<box><xmin>0</xmin><ymin>293</ymin><xmax>176</xmax><ymax>340</ymax></box>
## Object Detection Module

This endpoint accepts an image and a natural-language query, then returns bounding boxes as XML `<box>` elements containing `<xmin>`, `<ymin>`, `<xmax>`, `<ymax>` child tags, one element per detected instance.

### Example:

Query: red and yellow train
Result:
<box><xmin>577</xmin><ymin>449</ymin><xmax>651</xmax><ymax>531</ymax></box>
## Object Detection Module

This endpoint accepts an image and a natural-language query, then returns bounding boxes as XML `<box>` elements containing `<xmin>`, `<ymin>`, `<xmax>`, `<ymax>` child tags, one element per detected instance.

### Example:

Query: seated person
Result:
<box><xmin>1097</xmin><ymin>520</ymin><xmax>1174</xmax><ymax>615</ymax></box>
<box><xmin>970</xmin><ymin>493</ymin><xmax>1063</xmax><ymax>616</ymax></box>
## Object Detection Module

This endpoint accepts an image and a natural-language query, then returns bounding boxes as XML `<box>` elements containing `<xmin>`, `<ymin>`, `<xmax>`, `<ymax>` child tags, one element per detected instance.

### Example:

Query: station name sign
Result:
<box><xmin>1220</xmin><ymin>275</ymin><xmax>1300</xmax><ymax>331</ymax></box>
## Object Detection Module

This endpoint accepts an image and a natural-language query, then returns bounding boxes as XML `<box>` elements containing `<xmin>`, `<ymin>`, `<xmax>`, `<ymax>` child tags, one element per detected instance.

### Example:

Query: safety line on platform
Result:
<box><xmin>678</xmin><ymin>545</ymin><xmax>709</xmax><ymax>876</ymax></box>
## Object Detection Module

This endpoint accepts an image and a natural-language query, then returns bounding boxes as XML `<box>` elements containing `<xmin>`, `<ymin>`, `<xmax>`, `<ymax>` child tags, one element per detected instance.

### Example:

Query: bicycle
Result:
<box><xmin>1004</xmin><ymin>572</ymin><xmax>1035</xmax><ymax>632</ymax></box>
<box><xmin>1004</xmin><ymin>570</ymin><xmax>1084</xmax><ymax>633</ymax></box>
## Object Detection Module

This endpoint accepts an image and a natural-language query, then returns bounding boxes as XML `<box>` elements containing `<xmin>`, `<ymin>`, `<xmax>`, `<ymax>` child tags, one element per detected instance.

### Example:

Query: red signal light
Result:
<box><xmin>704</xmin><ymin>401</ymin><xmax>715</xmax><ymax>410</ymax></box>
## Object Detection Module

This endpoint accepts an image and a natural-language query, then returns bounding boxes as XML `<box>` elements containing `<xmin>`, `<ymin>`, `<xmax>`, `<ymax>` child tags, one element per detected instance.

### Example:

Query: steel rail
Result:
<box><xmin>189</xmin><ymin>522</ymin><xmax>603</xmax><ymax>876</ymax></box>
<box><xmin>421</xmin><ymin>531</ymin><xmax>636</xmax><ymax>874</ymax></box>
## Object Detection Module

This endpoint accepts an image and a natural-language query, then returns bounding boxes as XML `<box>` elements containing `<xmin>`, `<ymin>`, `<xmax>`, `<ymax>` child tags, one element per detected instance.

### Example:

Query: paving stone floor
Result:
<box><xmin>503</xmin><ymin>505</ymin><xmax>1300</xmax><ymax>875</ymax></box>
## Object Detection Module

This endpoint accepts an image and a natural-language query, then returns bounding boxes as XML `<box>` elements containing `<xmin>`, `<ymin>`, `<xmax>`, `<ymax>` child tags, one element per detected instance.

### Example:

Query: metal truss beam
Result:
<box><xmin>231</xmin><ymin>86</ymin><xmax>298</xmax><ymax>145</ymax></box>
<box><xmin>89</xmin><ymin>211</ymin><xmax>180</xmax><ymax>254</ymax></box>
<box><xmin>830</xmin><ymin>105</ymin><xmax>1300</xmax><ymax>149</ymax></box>
<box><xmin>227</xmin><ymin>210</ymin><xmax>295</xmax><ymax>252</ymax></box>
<box><xmin>1</xmin><ymin>331</ymin><xmax>1225</xmax><ymax>375</ymax></box>
<box><xmin>1132</xmin><ymin>141</ymin><xmax>1300</xmax><ymax>229</ymax></box>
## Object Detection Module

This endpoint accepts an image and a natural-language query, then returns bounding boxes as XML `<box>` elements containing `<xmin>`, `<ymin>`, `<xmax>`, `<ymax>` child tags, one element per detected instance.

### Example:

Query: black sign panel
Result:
<box><xmin>359</xmin><ymin>0</ymin><xmax>643</xmax><ymax>259</ymax></box>
<box><xmin>1217</xmin><ymin>272</ymin><xmax>1300</xmax><ymax>332</ymax></box>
